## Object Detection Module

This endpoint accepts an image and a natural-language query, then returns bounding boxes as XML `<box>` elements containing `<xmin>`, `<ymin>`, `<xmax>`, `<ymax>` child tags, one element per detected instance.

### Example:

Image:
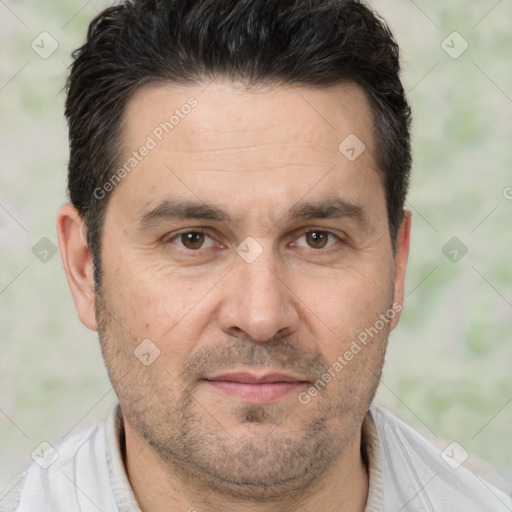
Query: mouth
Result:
<box><xmin>201</xmin><ymin>370</ymin><xmax>310</xmax><ymax>404</ymax></box>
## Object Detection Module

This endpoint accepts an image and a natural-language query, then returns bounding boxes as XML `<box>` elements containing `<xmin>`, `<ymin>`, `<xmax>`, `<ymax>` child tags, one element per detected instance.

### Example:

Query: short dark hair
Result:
<box><xmin>65</xmin><ymin>0</ymin><xmax>412</xmax><ymax>283</ymax></box>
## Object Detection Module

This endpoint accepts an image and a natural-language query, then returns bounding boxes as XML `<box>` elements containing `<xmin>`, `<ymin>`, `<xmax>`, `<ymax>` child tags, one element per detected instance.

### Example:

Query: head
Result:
<box><xmin>58</xmin><ymin>0</ymin><xmax>412</xmax><ymax>503</ymax></box>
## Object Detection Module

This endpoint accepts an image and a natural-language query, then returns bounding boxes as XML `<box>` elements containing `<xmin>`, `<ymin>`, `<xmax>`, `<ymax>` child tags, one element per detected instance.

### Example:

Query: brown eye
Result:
<box><xmin>179</xmin><ymin>231</ymin><xmax>208</xmax><ymax>250</ymax></box>
<box><xmin>305</xmin><ymin>231</ymin><xmax>330</xmax><ymax>249</ymax></box>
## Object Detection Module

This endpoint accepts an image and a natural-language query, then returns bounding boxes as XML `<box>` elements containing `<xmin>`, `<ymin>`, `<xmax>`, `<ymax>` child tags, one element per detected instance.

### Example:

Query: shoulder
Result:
<box><xmin>0</xmin><ymin>421</ymin><xmax>116</xmax><ymax>512</ymax></box>
<box><xmin>368</xmin><ymin>404</ymin><xmax>512</xmax><ymax>511</ymax></box>
<box><xmin>0</xmin><ymin>471</ymin><xmax>27</xmax><ymax>512</ymax></box>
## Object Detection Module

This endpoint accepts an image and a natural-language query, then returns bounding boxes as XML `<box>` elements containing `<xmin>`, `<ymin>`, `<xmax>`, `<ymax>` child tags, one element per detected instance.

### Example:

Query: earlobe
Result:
<box><xmin>56</xmin><ymin>204</ymin><xmax>98</xmax><ymax>331</ymax></box>
<box><xmin>389</xmin><ymin>209</ymin><xmax>412</xmax><ymax>331</ymax></box>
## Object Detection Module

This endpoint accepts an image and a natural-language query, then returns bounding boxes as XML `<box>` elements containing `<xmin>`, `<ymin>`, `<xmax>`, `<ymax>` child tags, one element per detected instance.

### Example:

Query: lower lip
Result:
<box><xmin>203</xmin><ymin>380</ymin><xmax>306</xmax><ymax>404</ymax></box>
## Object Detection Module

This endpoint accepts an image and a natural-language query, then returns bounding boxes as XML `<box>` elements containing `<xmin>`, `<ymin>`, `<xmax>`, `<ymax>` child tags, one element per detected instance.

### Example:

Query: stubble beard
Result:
<box><xmin>94</xmin><ymin>290</ymin><xmax>389</xmax><ymax>502</ymax></box>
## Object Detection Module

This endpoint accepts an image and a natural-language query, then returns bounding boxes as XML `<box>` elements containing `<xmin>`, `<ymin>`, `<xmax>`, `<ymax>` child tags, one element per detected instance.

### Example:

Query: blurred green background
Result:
<box><xmin>1</xmin><ymin>0</ymin><xmax>511</xmax><ymax>492</ymax></box>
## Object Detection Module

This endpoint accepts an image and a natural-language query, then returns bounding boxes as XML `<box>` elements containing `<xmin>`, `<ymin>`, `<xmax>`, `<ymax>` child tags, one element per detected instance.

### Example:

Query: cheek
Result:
<box><xmin>101</xmin><ymin>259</ymin><xmax>218</xmax><ymax>356</ymax></box>
<box><xmin>300</xmin><ymin>264</ymin><xmax>394</xmax><ymax>355</ymax></box>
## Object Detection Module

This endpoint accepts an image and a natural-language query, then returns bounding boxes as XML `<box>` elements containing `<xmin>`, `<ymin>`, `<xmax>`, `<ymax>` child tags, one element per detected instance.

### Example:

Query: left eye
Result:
<box><xmin>295</xmin><ymin>230</ymin><xmax>339</xmax><ymax>250</ymax></box>
<box><xmin>172</xmin><ymin>231</ymin><xmax>216</xmax><ymax>250</ymax></box>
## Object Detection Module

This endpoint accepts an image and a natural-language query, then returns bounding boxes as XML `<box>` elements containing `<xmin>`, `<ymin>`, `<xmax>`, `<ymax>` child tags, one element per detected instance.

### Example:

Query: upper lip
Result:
<box><xmin>204</xmin><ymin>370</ymin><xmax>309</xmax><ymax>384</ymax></box>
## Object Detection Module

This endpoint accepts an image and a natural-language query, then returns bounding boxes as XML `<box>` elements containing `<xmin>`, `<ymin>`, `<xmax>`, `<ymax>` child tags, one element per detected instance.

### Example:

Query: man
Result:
<box><xmin>2</xmin><ymin>0</ymin><xmax>511</xmax><ymax>510</ymax></box>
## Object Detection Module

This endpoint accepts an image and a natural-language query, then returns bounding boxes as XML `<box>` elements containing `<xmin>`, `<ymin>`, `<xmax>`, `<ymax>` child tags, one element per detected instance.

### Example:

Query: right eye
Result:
<box><xmin>167</xmin><ymin>229</ymin><xmax>220</xmax><ymax>253</ymax></box>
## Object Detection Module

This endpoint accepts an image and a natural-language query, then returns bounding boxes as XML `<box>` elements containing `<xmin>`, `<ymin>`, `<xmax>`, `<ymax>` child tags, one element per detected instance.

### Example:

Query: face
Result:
<box><xmin>77</xmin><ymin>81</ymin><xmax>409</xmax><ymax>499</ymax></box>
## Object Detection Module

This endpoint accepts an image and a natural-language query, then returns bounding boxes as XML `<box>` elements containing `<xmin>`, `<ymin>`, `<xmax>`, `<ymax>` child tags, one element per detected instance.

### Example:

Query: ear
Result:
<box><xmin>56</xmin><ymin>204</ymin><xmax>98</xmax><ymax>331</ymax></box>
<box><xmin>389</xmin><ymin>208</ymin><xmax>412</xmax><ymax>331</ymax></box>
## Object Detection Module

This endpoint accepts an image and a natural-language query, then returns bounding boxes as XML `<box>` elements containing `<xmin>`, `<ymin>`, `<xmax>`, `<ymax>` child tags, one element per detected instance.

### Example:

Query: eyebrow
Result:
<box><xmin>286</xmin><ymin>198</ymin><xmax>365</xmax><ymax>224</ymax></box>
<box><xmin>138</xmin><ymin>198</ymin><xmax>366</xmax><ymax>228</ymax></box>
<box><xmin>139</xmin><ymin>201</ymin><xmax>231</xmax><ymax>226</ymax></box>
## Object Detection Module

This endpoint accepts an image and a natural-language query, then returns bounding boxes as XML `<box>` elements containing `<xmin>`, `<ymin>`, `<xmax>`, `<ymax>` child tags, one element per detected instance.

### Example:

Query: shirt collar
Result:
<box><xmin>362</xmin><ymin>407</ymin><xmax>384</xmax><ymax>511</ymax></box>
<box><xmin>105</xmin><ymin>404</ymin><xmax>142</xmax><ymax>512</ymax></box>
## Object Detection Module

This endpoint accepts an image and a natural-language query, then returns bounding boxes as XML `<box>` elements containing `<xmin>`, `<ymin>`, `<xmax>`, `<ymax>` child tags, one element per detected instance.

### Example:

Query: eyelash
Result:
<box><xmin>168</xmin><ymin>228</ymin><xmax>343</xmax><ymax>254</ymax></box>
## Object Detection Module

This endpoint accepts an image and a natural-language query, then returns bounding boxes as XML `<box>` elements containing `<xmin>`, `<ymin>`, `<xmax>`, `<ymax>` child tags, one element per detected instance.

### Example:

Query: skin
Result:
<box><xmin>57</xmin><ymin>81</ymin><xmax>411</xmax><ymax>512</ymax></box>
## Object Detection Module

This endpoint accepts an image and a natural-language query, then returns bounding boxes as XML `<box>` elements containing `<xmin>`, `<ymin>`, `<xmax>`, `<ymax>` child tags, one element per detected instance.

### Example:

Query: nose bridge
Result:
<box><xmin>242</xmin><ymin>252</ymin><xmax>282</xmax><ymax>307</ymax></box>
<box><xmin>219</xmin><ymin>241</ymin><xmax>299</xmax><ymax>342</ymax></box>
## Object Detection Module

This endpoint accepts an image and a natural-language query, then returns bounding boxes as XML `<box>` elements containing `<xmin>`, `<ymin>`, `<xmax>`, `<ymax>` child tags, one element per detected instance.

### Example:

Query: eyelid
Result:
<box><xmin>166</xmin><ymin>227</ymin><xmax>344</xmax><ymax>253</ymax></box>
<box><xmin>168</xmin><ymin>228</ymin><xmax>219</xmax><ymax>251</ymax></box>
<box><xmin>292</xmin><ymin>227</ymin><xmax>342</xmax><ymax>250</ymax></box>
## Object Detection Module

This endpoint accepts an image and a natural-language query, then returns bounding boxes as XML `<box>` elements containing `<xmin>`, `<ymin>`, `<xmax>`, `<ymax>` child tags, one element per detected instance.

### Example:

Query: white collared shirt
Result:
<box><xmin>2</xmin><ymin>404</ymin><xmax>511</xmax><ymax>511</ymax></box>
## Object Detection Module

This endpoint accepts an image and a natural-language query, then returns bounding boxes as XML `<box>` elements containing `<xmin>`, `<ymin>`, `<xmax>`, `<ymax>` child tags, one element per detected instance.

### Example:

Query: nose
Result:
<box><xmin>218</xmin><ymin>249</ymin><xmax>300</xmax><ymax>343</ymax></box>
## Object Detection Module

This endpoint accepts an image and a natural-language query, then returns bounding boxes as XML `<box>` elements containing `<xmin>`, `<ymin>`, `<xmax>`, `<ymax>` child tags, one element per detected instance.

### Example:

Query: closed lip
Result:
<box><xmin>203</xmin><ymin>370</ymin><xmax>310</xmax><ymax>384</ymax></box>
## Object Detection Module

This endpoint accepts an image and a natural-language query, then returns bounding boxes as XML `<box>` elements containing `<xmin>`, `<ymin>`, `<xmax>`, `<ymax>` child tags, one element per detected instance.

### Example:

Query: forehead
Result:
<box><xmin>122</xmin><ymin>80</ymin><xmax>375</xmax><ymax>156</ymax></box>
<box><xmin>111</xmin><ymin>80</ymin><xmax>383</xmax><ymax>225</ymax></box>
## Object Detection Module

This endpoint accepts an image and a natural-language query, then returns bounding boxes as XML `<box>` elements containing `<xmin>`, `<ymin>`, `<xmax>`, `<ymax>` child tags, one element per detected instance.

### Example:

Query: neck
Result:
<box><xmin>123</xmin><ymin>419</ymin><xmax>369</xmax><ymax>512</ymax></box>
